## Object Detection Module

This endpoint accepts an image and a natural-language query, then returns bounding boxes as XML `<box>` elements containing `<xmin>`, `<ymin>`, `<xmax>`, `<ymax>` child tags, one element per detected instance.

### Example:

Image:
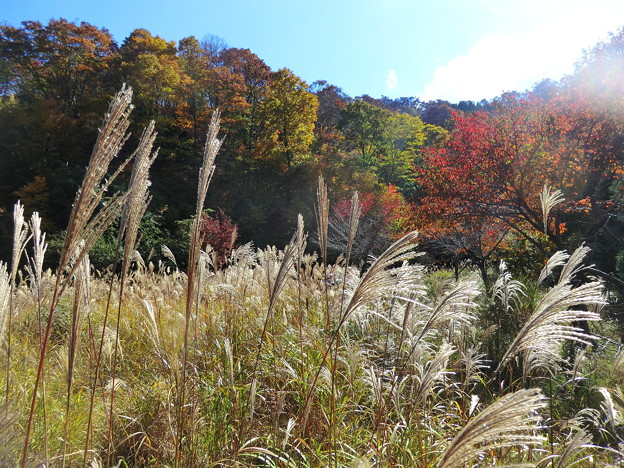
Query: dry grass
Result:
<box><xmin>1</xmin><ymin>89</ymin><xmax>622</xmax><ymax>468</ymax></box>
<box><xmin>1</xmin><ymin>232</ymin><xmax>620</xmax><ymax>467</ymax></box>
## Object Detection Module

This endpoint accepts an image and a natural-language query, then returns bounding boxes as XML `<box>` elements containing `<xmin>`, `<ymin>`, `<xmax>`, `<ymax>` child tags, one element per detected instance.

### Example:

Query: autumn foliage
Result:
<box><xmin>1</xmin><ymin>18</ymin><xmax>624</xmax><ymax>283</ymax></box>
<box><xmin>200</xmin><ymin>209</ymin><xmax>238</xmax><ymax>267</ymax></box>
<box><xmin>416</xmin><ymin>87</ymin><xmax>624</xmax><ymax>272</ymax></box>
<box><xmin>327</xmin><ymin>185</ymin><xmax>411</xmax><ymax>260</ymax></box>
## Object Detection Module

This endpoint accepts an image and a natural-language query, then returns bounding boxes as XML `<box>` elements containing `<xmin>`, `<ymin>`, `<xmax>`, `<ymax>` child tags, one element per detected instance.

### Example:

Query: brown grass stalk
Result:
<box><xmin>107</xmin><ymin>120</ymin><xmax>158</xmax><ymax>464</ymax></box>
<box><xmin>176</xmin><ymin>109</ymin><xmax>223</xmax><ymax>467</ymax></box>
<box><xmin>21</xmin><ymin>86</ymin><xmax>135</xmax><ymax>468</ymax></box>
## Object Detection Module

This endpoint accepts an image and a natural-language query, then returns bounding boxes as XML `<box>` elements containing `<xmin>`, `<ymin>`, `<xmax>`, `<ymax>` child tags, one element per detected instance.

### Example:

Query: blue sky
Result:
<box><xmin>3</xmin><ymin>0</ymin><xmax>623</xmax><ymax>102</ymax></box>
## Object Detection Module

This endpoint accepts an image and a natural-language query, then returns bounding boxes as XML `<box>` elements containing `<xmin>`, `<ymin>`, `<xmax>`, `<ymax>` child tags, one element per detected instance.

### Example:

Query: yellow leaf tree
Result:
<box><xmin>258</xmin><ymin>68</ymin><xmax>318</xmax><ymax>169</ymax></box>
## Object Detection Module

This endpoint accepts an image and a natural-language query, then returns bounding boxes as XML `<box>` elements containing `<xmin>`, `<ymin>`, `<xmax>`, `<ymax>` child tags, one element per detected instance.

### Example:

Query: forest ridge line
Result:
<box><xmin>0</xmin><ymin>19</ymin><xmax>624</xmax><ymax>285</ymax></box>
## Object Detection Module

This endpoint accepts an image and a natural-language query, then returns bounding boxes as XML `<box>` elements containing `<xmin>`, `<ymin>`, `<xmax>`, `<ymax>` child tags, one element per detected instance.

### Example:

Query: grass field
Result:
<box><xmin>1</xmin><ymin>87</ymin><xmax>624</xmax><ymax>467</ymax></box>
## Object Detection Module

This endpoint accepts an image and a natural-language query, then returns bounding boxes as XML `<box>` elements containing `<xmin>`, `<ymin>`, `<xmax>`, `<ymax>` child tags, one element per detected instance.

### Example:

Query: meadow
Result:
<box><xmin>1</xmin><ymin>87</ymin><xmax>624</xmax><ymax>468</ymax></box>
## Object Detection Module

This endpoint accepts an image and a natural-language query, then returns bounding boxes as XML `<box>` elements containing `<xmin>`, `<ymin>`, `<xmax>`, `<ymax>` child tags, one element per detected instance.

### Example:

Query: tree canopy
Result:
<box><xmin>1</xmin><ymin>18</ymin><xmax>624</xmax><ymax>286</ymax></box>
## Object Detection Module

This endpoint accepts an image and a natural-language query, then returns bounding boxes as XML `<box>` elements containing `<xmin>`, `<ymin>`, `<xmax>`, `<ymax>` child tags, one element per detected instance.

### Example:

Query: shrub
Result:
<box><xmin>200</xmin><ymin>208</ymin><xmax>238</xmax><ymax>267</ymax></box>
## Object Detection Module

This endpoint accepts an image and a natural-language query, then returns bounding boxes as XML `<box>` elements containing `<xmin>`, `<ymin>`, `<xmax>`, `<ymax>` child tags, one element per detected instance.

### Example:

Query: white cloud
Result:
<box><xmin>421</xmin><ymin>3</ymin><xmax>624</xmax><ymax>102</ymax></box>
<box><xmin>385</xmin><ymin>69</ymin><xmax>398</xmax><ymax>91</ymax></box>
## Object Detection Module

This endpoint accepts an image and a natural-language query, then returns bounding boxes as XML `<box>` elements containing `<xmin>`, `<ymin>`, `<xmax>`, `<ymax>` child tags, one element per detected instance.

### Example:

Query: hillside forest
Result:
<box><xmin>1</xmin><ymin>19</ymin><xmax>622</xmax><ymax>283</ymax></box>
<box><xmin>3</xmin><ymin>18</ymin><xmax>624</xmax><ymax>467</ymax></box>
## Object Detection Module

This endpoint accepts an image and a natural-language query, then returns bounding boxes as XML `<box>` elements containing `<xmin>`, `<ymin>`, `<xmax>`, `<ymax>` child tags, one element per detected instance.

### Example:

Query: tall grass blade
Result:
<box><xmin>176</xmin><ymin>109</ymin><xmax>223</xmax><ymax>467</ymax></box>
<box><xmin>21</xmin><ymin>85</ymin><xmax>135</xmax><ymax>468</ymax></box>
<box><xmin>437</xmin><ymin>388</ymin><xmax>546</xmax><ymax>468</ymax></box>
<box><xmin>540</xmin><ymin>184</ymin><xmax>565</xmax><ymax>234</ymax></box>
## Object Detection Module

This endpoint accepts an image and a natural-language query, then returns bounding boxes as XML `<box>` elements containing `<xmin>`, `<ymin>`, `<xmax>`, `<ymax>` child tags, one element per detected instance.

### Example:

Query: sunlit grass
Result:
<box><xmin>2</xmin><ymin>88</ymin><xmax>623</xmax><ymax>468</ymax></box>
<box><xmin>1</xmin><ymin>240</ymin><xmax>622</xmax><ymax>467</ymax></box>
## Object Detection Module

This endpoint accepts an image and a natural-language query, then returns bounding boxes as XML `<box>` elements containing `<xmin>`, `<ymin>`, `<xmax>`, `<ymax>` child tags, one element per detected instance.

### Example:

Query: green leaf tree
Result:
<box><xmin>377</xmin><ymin>112</ymin><xmax>427</xmax><ymax>193</ymax></box>
<box><xmin>338</xmin><ymin>99</ymin><xmax>390</xmax><ymax>166</ymax></box>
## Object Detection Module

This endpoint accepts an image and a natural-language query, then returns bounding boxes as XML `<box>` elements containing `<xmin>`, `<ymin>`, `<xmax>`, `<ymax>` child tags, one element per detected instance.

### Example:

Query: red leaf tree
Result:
<box><xmin>327</xmin><ymin>185</ymin><xmax>410</xmax><ymax>261</ymax></box>
<box><xmin>200</xmin><ymin>209</ymin><xmax>238</xmax><ymax>267</ymax></box>
<box><xmin>416</xmin><ymin>90</ymin><xmax>623</xmax><ymax>277</ymax></box>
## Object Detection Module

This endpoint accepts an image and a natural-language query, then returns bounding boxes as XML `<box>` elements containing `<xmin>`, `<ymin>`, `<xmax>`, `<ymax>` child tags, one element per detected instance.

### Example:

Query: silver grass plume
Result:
<box><xmin>197</xmin><ymin>249</ymin><xmax>213</xmax><ymax>299</ymax></box>
<box><xmin>363</xmin><ymin>365</ymin><xmax>385</xmax><ymax>408</ymax></box>
<box><xmin>492</xmin><ymin>260</ymin><xmax>526</xmax><ymax>312</ymax></box>
<box><xmin>316</xmin><ymin>175</ymin><xmax>329</xmax><ymax>264</ymax></box>
<box><xmin>141</xmin><ymin>299</ymin><xmax>161</xmax><ymax>349</ymax></box>
<box><xmin>412</xmin><ymin>279</ymin><xmax>480</xmax><ymax>343</ymax></box>
<box><xmin>282</xmin><ymin>418</ymin><xmax>297</xmax><ymax>452</ymax></box>
<box><xmin>598</xmin><ymin>387</ymin><xmax>622</xmax><ymax>436</ymax></box>
<box><xmin>74</xmin><ymin>247</ymin><xmax>91</xmax><ymax>313</ymax></box>
<box><xmin>558</xmin><ymin>244</ymin><xmax>591</xmax><ymax>286</ymax></box>
<box><xmin>185</xmin><ymin>109</ymin><xmax>223</xmax><ymax>312</ymax></box>
<box><xmin>552</xmin><ymin>429</ymin><xmax>593</xmax><ymax>468</ymax></box>
<box><xmin>0</xmin><ymin>263</ymin><xmax>9</xmax><ymax>344</ymax></box>
<box><xmin>267</xmin><ymin>216</ymin><xmax>307</xmax><ymax>317</ymax></box>
<box><xmin>345</xmin><ymin>192</ymin><xmax>361</xmax><ymax>265</ymax></box>
<box><xmin>229</xmin><ymin>242</ymin><xmax>256</xmax><ymax>268</ymax></box>
<box><xmin>496</xmin><ymin>246</ymin><xmax>603</xmax><ymax>375</ymax></box>
<box><xmin>437</xmin><ymin>388</ymin><xmax>546</xmax><ymax>468</ymax></box>
<box><xmin>459</xmin><ymin>346</ymin><xmax>488</xmax><ymax>390</ymax></box>
<box><xmin>295</xmin><ymin>213</ymin><xmax>307</xmax><ymax>264</ymax></box>
<box><xmin>294</xmin><ymin>214</ymin><xmax>308</xmax><ymax>307</ymax></box>
<box><xmin>566</xmin><ymin>349</ymin><xmax>587</xmax><ymax>388</ymax></box>
<box><xmin>1</xmin><ymin>202</ymin><xmax>30</xmax><ymax>344</ymax></box>
<box><xmin>132</xmin><ymin>249</ymin><xmax>146</xmax><ymax>272</ymax></box>
<box><xmin>74</xmin><ymin>197</ymin><xmax>129</xmax><ymax>276</ymax></box>
<box><xmin>540</xmin><ymin>184</ymin><xmax>565</xmax><ymax>233</ymax></box>
<box><xmin>196</xmin><ymin>109</ymin><xmax>222</xmax><ymax>220</ymax></box>
<box><xmin>59</xmin><ymin>85</ymin><xmax>135</xmax><ymax>280</ymax></box>
<box><xmin>120</xmin><ymin>120</ymin><xmax>158</xmax><ymax>274</ymax></box>
<box><xmin>11</xmin><ymin>201</ymin><xmax>30</xmax><ymax>285</ymax></box>
<box><xmin>537</xmin><ymin>250</ymin><xmax>570</xmax><ymax>286</ymax></box>
<box><xmin>412</xmin><ymin>342</ymin><xmax>455</xmax><ymax>407</ymax></box>
<box><xmin>341</xmin><ymin>231</ymin><xmax>419</xmax><ymax>324</ymax></box>
<box><xmin>161</xmin><ymin>245</ymin><xmax>178</xmax><ymax>268</ymax></box>
<box><xmin>26</xmin><ymin>212</ymin><xmax>47</xmax><ymax>300</ymax></box>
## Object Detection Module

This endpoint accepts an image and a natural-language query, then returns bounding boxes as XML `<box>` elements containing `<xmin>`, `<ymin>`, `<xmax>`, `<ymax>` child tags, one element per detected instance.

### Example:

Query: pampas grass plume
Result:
<box><xmin>437</xmin><ymin>388</ymin><xmax>546</xmax><ymax>468</ymax></box>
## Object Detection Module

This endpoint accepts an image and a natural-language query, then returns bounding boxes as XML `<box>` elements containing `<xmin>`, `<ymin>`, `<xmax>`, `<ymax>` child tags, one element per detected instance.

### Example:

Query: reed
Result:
<box><xmin>21</xmin><ymin>86</ymin><xmax>135</xmax><ymax>468</ymax></box>
<box><xmin>176</xmin><ymin>109</ymin><xmax>223</xmax><ymax>467</ymax></box>
<box><xmin>3</xmin><ymin>94</ymin><xmax>621</xmax><ymax>467</ymax></box>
